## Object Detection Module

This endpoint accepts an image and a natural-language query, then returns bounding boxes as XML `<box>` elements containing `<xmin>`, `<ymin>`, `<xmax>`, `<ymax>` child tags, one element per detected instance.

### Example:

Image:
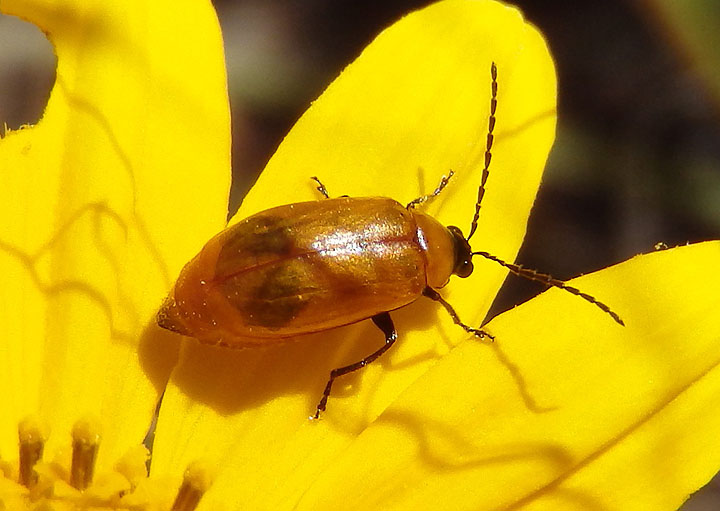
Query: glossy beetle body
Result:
<box><xmin>158</xmin><ymin>63</ymin><xmax>621</xmax><ymax>418</ymax></box>
<box><xmin>158</xmin><ymin>196</ymin><xmax>470</xmax><ymax>345</ymax></box>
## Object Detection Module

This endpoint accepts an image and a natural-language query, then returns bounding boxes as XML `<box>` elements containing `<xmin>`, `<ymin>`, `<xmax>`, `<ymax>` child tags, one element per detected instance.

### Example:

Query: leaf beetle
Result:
<box><xmin>157</xmin><ymin>63</ymin><xmax>623</xmax><ymax>418</ymax></box>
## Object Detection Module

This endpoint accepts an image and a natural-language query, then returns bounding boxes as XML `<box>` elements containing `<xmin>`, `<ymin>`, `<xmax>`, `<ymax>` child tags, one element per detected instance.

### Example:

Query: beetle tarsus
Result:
<box><xmin>312</xmin><ymin>312</ymin><xmax>397</xmax><ymax>419</ymax></box>
<box><xmin>422</xmin><ymin>287</ymin><xmax>494</xmax><ymax>341</ymax></box>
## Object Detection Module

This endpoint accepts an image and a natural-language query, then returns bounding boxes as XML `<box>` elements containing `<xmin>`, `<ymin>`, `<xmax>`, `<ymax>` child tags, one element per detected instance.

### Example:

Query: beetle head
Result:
<box><xmin>448</xmin><ymin>225</ymin><xmax>473</xmax><ymax>278</ymax></box>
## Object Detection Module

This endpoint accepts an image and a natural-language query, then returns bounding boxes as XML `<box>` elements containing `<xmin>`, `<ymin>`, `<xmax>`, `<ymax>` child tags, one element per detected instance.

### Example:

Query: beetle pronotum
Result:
<box><xmin>157</xmin><ymin>63</ymin><xmax>623</xmax><ymax>419</ymax></box>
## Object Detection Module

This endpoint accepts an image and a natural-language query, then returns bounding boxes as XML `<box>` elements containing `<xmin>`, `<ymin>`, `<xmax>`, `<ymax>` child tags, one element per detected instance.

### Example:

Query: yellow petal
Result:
<box><xmin>291</xmin><ymin>241</ymin><xmax>720</xmax><ymax>510</ymax></box>
<box><xmin>152</xmin><ymin>0</ymin><xmax>555</xmax><ymax>507</ymax></box>
<box><xmin>0</xmin><ymin>0</ymin><xmax>230</xmax><ymax>471</ymax></box>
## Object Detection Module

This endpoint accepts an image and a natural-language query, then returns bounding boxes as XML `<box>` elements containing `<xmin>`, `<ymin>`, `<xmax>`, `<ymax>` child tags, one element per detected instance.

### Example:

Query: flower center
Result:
<box><xmin>10</xmin><ymin>416</ymin><xmax>211</xmax><ymax>510</ymax></box>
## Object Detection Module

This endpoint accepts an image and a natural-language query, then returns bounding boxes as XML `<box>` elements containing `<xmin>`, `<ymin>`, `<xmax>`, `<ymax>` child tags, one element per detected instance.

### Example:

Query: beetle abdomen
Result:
<box><xmin>159</xmin><ymin>197</ymin><xmax>429</xmax><ymax>344</ymax></box>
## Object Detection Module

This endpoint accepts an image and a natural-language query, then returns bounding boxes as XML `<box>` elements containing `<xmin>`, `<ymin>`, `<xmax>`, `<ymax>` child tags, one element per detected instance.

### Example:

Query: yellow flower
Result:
<box><xmin>1</xmin><ymin>0</ymin><xmax>719</xmax><ymax>510</ymax></box>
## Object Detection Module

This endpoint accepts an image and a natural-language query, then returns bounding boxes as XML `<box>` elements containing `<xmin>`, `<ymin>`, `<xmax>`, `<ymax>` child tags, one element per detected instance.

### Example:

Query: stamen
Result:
<box><xmin>70</xmin><ymin>418</ymin><xmax>102</xmax><ymax>490</ymax></box>
<box><xmin>171</xmin><ymin>461</ymin><xmax>213</xmax><ymax>511</ymax></box>
<box><xmin>18</xmin><ymin>417</ymin><xmax>48</xmax><ymax>488</ymax></box>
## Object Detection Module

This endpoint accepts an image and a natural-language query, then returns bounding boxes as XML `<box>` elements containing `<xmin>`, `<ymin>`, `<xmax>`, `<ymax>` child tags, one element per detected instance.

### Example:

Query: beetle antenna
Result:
<box><xmin>472</xmin><ymin>250</ymin><xmax>625</xmax><ymax>326</ymax></box>
<box><xmin>466</xmin><ymin>62</ymin><xmax>498</xmax><ymax>242</ymax></box>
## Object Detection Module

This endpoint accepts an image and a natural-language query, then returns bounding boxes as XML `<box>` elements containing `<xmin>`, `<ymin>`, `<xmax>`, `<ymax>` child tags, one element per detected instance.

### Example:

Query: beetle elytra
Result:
<box><xmin>157</xmin><ymin>63</ymin><xmax>623</xmax><ymax>419</ymax></box>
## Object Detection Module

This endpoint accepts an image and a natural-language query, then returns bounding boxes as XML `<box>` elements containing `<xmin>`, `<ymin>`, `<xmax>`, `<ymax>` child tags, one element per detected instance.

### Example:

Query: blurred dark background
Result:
<box><xmin>1</xmin><ymin>1</ymin><xmax>719</xmax><ymax>507</ymax></box>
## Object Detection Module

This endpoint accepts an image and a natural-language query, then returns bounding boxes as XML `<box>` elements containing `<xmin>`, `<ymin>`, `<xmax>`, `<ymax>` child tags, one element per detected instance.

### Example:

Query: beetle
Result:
<box><xmin>157</xmin><ymin>63</ymin><xmax>623</xmax><ymax>418</ymax></box>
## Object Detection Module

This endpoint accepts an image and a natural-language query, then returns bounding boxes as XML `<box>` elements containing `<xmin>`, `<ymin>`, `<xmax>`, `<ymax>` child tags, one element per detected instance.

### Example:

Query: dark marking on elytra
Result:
<box><xmin>245</xmin><ymin>216</ymin><xmax>295</xmax><ymax>255</ymax></box>
<box><xmin>227</xmin><ymin>261</ymin><xmax>312</xmax><ymax>329</ymax></box>
<box><xmin>216</xmin><ymin>215</ymin><xmax>295</xmax><ymax>277</ymax></box>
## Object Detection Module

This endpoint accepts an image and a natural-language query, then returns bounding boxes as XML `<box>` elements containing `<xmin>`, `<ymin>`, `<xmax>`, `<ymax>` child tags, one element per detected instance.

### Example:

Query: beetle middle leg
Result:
<box><xmin>312</xmin><ymin>312</ymin><xmax>397</xmax><ymax>419</ymax></box>
<box><xmin>406</xmin><ymin>170</ymin><xmax>455</xmax><ymax>209</ymax></box>
<box><xmin>310</xmin><ymin>176</ymin><xmax>330</xmax><ymax>199</ymax></box>
<box><xmin>422</xmin><ymin>287</ymin><xmax>494</xmax><ymax>340</ymax></box>
<box><xmin>310</xmin><ymin>176</ymin><xmax>350</xmax><ymax>200</ymax></box>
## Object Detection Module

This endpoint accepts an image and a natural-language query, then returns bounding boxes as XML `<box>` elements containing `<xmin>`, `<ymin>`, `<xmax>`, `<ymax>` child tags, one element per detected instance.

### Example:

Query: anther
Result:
<box><xmin>18</xmin><ymin>417</ymin><xmax>48</xmax><ymax>488</ymax></box>
<box><xmin>171</xmin><ymin>461</ymin><xmax>214</xmax><ymax>511</ymax></box>
<box><xmin>70</xmin><ymin>418</ymin><xmax>102</xmax><ymax>490</ymax></box>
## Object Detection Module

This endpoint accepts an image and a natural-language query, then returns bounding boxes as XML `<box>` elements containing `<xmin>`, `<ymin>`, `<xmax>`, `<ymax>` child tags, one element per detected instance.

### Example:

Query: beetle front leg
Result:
<box><xmin>406</xmin><ymin>170</ymin><xmax>455</xmax><ymax>209</ymax></box>
<box><xmin>311</xmin><ymin>312</ymin><xmax>397</xmax><ymax>420</ymax></box>
<box><xmin>422</xmin><ymin>287</ymin><xmax>494</xmax><ymax>340</ymax></box>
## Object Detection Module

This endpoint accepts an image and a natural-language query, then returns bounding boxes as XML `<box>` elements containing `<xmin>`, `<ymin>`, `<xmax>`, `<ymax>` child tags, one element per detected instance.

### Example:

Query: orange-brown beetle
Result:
<box><xmin>158</xmin><ymin>63</ymin><xmax>623</xmax><ymax>418</ymax></box>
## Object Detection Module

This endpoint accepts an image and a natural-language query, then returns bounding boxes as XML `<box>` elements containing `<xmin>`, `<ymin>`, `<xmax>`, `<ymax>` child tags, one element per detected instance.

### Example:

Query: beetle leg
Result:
<box><xmin>310</xmin><ymin>176</ymin><xmax>331</xmax><ymax>199</ymax></box>
<box><xmin>312</xmin><ymin>312</ymin><xmax>397</xmax><ymax>419</ymax></box>
<box><xmin>422</xmin><ymin>287</ymin><xmax>494</xmax><ymax>340</ymax></box>
<box><xmin>310</xmin><ymin>176</ymin><xmax>350</xmax><ymax>200</ymax></box>
<box><xmin>406</xmin><ymin>170</ymin><xmax>455</xmax><ymax>209</ymax></box>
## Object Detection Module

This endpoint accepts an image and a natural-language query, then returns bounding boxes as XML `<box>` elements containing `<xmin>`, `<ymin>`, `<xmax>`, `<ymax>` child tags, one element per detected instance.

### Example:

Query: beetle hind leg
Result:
<box><xmin>422</xmin><ymin>287</ymin><xmax>494</xmax><ymax>340</ymax></box>
<box><xmin>311</xmin><ymin>312</ymin><xmax>397</xmax><ymax>420</ymax></box>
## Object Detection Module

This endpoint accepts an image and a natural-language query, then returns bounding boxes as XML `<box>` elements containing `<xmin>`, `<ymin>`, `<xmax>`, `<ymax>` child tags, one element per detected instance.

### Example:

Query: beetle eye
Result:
<box><xmin>455</xmin><ymin>258</ymin><xmax>473</xmax><ymax>278</ymax></box>
<box><xmin>447</xmin><ymin>225</ymin><xmax>474</xmax><ymax>278</ymax></box>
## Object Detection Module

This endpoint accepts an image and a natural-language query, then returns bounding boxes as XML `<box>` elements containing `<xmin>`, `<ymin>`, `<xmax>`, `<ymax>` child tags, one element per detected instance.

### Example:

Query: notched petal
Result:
<box><xmin>0</xmin><ymin>0</ymin><xmax>232</xmax><ymax>472</ymax></box>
